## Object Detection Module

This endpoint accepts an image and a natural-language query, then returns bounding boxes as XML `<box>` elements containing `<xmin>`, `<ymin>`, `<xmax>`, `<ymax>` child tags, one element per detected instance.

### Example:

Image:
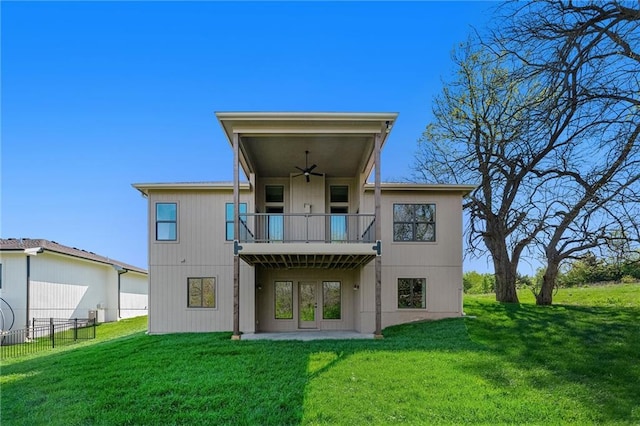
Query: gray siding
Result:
<box><xmin>357</xmin><ymin>190</ymin><xmax>464</xmax><ymax>332</ymax></box>
<box><xmin>145</xmin><ymin>185</ymin><xmax>465</xmax><ymax>334</ymax></box>
<box><xmin>147</xmin><ymin>189</ymin><xmax>255</xmax><ymax>333</ymax></box>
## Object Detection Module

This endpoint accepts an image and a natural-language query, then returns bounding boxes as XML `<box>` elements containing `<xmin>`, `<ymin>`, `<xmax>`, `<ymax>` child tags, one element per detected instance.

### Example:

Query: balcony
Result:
<box><xmin>236</xmin><ymin>213</ymin><xmax>378</xmax><ymax>269</ymax></box>
<box><xmin>239</xmin><ymin>213</ymin><xmax>375</xmax><ymax>243</ymax></box>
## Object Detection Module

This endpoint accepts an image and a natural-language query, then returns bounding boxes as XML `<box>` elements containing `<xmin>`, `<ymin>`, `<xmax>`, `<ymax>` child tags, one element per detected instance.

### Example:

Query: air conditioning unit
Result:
<box><xmin>88</xmin><ymin>310</ymin><xmax>98</xmax><ymax>322</ymax></box>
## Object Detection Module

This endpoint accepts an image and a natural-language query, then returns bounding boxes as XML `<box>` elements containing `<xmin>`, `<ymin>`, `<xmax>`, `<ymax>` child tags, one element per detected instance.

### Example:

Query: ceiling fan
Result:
<box><xmin>293</xmin><ymin>150</ymin><xmax>323</xmax><ymax>182</ymax></box>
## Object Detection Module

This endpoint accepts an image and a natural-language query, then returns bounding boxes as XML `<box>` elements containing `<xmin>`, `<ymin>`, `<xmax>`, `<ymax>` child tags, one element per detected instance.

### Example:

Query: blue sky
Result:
<box><xmin>2</xmin><ymin>1</ymin><xmax>499</xmax><ymax>273</ymax></box>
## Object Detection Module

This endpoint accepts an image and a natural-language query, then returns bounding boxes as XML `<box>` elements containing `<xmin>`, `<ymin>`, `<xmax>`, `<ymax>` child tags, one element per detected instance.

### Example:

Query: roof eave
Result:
<box><xmin>364</xmin><ymin>183</ymin><xmax>477</xmax><ymax>195</ymax></box>
<box><xmin>132</xmin><ymin>182</ymin><xmax>252</xmax><ymax>196</ymax></box>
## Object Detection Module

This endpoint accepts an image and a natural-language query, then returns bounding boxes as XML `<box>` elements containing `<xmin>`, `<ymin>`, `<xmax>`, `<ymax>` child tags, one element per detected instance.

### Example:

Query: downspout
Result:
<box><xmin>26</xmin><ymin>256</ymin><xmax>30</xmax><ymax>337</ymax></box>
<box><xmin>24</xmin><ymin>247</ymin><xmax>44</xmax><ymax>337</ymax></box>
<box><xmin>112</xmin><ymin>264</ymin><xmax>128</xmax><ymax>319</ymax></box>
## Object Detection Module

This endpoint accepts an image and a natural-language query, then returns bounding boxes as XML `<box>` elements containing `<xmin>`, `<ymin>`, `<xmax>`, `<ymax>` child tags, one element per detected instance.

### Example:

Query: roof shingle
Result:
<box><xmin>0</xmin><ymin>238</ymin><xmax>146</xmax><ymax>274</ymax></box>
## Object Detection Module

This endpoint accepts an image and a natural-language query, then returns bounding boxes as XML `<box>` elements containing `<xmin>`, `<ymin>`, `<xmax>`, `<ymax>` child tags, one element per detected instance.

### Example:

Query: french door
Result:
<box><xmin>298</xmin><ymin>281</ymin><xmax>318</xmax><ymax>329</ymax></box>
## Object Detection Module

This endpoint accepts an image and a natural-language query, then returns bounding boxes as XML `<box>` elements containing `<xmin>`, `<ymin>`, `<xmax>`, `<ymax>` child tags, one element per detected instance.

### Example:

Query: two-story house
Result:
<box><xmin>133</xmin><ymin>112</ymin><xmax>473</xmax><ymax>338</ymax></box>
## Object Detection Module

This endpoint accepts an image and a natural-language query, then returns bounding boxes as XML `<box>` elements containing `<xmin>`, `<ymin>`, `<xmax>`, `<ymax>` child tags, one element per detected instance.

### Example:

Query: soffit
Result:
<box><xmin>240</xmin><ymin>135</ymin><xmax>373</xmax><ymax>177</ymax></box>
<box><xmin>240</xmin><ymin>253</ymin><xmax>376</xmax><ymax>270</ymax></box>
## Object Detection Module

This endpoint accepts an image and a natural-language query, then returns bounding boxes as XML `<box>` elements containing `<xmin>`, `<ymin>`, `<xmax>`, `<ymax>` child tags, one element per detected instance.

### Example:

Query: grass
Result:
<box><xmin>2</xmin><ymin>283</ymin><xmax>639</xmax><ymax>425</ymax></box>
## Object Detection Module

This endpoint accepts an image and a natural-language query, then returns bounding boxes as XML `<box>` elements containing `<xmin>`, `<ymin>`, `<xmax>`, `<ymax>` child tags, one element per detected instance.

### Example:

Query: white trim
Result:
<box><xmin>364</xmin><ymin>183</ymin><xmax>475</xmax><ymax>193</ymax></box>
<box><xmin>133</xmin><ymin>182</ymin><xmax>251</xmax><ymax>196</ymax></box>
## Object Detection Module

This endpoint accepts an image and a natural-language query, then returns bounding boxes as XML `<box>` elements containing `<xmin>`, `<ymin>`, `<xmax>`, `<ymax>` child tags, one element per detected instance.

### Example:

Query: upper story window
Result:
<box><xmin>330</xmin><ymin>186</ymin><xmax>349</xmax><ymax>203</ymax></box>
<box><xmin>393</xmin><ymin>204</ymin><xmax>436</xmax><ymax>242</ymax></box>
<box><xmin>265</xmin><ymin>185</ymin><xmax>284</xmax><ymax>203</ymax></box>
<box><xmin>156</xmin><ymin>203</ymin><xmax>177</xmax><ymax>241</ymax></box>
<box><xmin>225</xmin><ymin>203</ymin><xmax>248</xmax><ymax>241</ymax></box>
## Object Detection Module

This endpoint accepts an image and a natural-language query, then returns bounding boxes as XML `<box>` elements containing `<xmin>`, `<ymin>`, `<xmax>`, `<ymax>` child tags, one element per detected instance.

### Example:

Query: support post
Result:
<box><xmin>50</xmin><ymin>317</ymin><xmax>55</xmax><ymax>348</ymax></box>
<box><xmin>232</xmin><ymin>132</ymin><xmax>241</xmax><ymax>340</ymax></box>
<box><xmin>374</xmin><ymin>132</ymin><xmax>383</xmax><ymax>339</ymax></box>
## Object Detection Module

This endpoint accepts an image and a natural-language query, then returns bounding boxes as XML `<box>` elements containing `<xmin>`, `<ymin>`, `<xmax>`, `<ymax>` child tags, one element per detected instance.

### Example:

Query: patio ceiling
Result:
<box><xmin>240</xmin><ymin>135</ymin><xmax>372</xmax><ymax>178</ymax></box>
<box><xmin>240</xmin><ymin>252</ymin><xmax>376</xmax><ymax>269</ymax></box>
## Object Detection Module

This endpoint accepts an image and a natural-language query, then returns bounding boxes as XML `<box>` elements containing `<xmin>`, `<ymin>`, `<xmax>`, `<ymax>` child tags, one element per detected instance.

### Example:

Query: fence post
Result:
<box><xmin>74</xmin><ymin>318</ymin><xmax>78</xmax><ymax>341</ymax></box>
<box><xmin>50</xmin><ymin>318</ymin><xmax>55</xmax><ymax>348</ymax></box>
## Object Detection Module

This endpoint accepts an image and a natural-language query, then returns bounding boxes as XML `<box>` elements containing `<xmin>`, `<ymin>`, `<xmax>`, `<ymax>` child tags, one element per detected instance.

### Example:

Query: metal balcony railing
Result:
<box><xmin>238</xmin><ymin>213</ymin><xmax>375</xmax><ymax>243</ymax></box>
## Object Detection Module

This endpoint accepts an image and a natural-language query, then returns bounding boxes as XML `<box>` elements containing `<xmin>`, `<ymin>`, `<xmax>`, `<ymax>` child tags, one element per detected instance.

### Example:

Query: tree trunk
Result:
<box><xmin>490</xmin><ymin>239</ymin><xmax>520</xmax><ymax>303</ymax></box>
<box><xmin>536</xmin><ymin>264</ymin><xmax>558</xmax><ymax>305</ymax></box>
<box><xmin>494</xmin><ymin>259</ymin><xmax>519</xmax><ymax>303</ymax></box>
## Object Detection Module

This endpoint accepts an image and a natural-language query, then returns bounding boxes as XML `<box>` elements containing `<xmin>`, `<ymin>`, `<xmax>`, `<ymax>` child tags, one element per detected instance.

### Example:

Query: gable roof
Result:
<box><xmin>0</xmin><ymin>238</ymin><xmax>147</xmax><ymax>274</ymax></box>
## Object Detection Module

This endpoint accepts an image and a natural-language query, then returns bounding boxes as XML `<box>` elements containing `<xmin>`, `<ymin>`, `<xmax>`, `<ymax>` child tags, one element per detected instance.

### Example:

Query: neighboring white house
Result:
<box><xmin>0</xmin><ymin>238</ymin><xmax>148</xmax><ymax>332</ymax></box>
<box><xmin>134</xmin><ymin>112</ymin><xmax>474</xmax><ymax>338</ymax></box>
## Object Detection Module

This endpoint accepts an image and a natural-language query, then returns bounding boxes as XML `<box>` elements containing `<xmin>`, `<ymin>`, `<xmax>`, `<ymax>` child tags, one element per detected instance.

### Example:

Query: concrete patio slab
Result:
<box><xmin>241</xmin><ymin>331</ymin><xmax>374</xmax><ymax>341</ymax></box>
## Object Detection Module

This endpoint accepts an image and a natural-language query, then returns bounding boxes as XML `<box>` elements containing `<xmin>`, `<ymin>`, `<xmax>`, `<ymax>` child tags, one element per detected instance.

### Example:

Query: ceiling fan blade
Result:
<box><xmin>308</xmin><ymin>164</ymin><xmax>317</xmax><ymax>172</ymax></box>
<box><xmin>310</xmin><ymin>172</ymin><xmax>323</xmax><ymax>176</ymax></box>
<box><xmin>295</xmin><ymin>166</ymin><xmax>306</xmax><ymax>173</ymax></box>
<box><xmin>306</xmin><ymin>174</ymin><xmax>310</xmax><ymax>183</ymax></box>
<box><xmin>293</xmin><ymin>172</ymin><xmax>304</xmax><ymax>177</ymax></box>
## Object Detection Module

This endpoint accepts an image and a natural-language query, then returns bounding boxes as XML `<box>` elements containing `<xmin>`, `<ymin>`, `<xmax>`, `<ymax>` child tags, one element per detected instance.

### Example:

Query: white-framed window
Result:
<box><xmin>156</xmin><ymin>203</ymin><xmax>177</xmax><ymax>241</ymax></box>
<box><xmin>393</xmin><ymin>204</ymin><xmax>436</xmax><ymax>242</ymax></box>
<box><xmin>187</xmin><ymin>277</ymin><xmax>216</xmax><ymax>308</ymax></box>
<box><xmin>397</xmin><ymin>278</ymin><xmax>426</xmax><ymax>309</ymax></box>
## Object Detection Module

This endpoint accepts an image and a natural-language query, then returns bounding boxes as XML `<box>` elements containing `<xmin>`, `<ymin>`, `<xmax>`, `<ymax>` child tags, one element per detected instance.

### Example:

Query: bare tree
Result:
<box><xmin>415</xmin><ymin>41</ymin><xmax>549</xmax><ymax>303</ymax></box>
<box><xmin>494</xmin><ymin>0</ymin><xmax>640</xmax><ymax>304</ymax></box>
<box><xmin>416</xmin><ymin>1</ymin><xmax>640</xmax><ymax>305</ymax></box>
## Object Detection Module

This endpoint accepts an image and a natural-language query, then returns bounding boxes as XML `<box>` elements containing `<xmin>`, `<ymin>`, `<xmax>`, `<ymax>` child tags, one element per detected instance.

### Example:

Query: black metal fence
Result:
<box><xmin>1</xmin><ymin>317</ymin><xmax>96</xmax><ymax>359</ymax></box>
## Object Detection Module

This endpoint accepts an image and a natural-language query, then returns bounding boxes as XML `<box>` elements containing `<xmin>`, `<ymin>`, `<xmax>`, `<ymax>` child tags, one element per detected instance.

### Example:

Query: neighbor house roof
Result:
<box><xmin>0</xmin><ymin>238</ymin><xmax>147</xmax><ymax>274</ymax></box>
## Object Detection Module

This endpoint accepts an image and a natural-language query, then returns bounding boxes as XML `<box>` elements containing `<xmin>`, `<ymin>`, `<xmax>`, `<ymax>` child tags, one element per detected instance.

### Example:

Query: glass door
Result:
<box><xmin>298</xmin><ymin>281</ymin><xmax>318</xmax><ymax>329</ymax></box>
<box><xmin>329</xmin><ymin>186</ymin><xmax>349</xmax><ymax>242</ymax></box>
<box><xmin>330</xmin><ymin>206</ymin><xmax>348</xmax><ymax>242</ymax></box>
<box><xmin>266</xmin><ymin>206</ymin><xmax>284</xmax><ymax>242</ymax></box>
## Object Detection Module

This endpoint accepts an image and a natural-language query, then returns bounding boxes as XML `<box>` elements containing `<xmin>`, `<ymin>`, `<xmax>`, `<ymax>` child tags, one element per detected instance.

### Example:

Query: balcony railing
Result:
<box><xmin>238</xmin><ymin>213</ymin><xmax>375</xmax><ymax>243</ymax></box>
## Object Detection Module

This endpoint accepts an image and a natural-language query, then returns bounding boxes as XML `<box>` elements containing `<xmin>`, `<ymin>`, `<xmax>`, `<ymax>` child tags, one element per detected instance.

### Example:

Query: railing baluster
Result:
<box><xmin>50</xmin><ymin>318</ymin><xmax>55</xmax><ymax>348</ymax></box>
<box><xmin>238</xmin><ymin>213</ymin><xmax>375</xmax><ymax>243</ymax></box>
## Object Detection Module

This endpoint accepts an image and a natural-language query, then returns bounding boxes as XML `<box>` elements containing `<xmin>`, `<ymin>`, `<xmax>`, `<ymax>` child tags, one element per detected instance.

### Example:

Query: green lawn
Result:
<box><xmin>2</xmin><ymin>283</ymin><xmax>639</xmax><ymax>425</ymax></box>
